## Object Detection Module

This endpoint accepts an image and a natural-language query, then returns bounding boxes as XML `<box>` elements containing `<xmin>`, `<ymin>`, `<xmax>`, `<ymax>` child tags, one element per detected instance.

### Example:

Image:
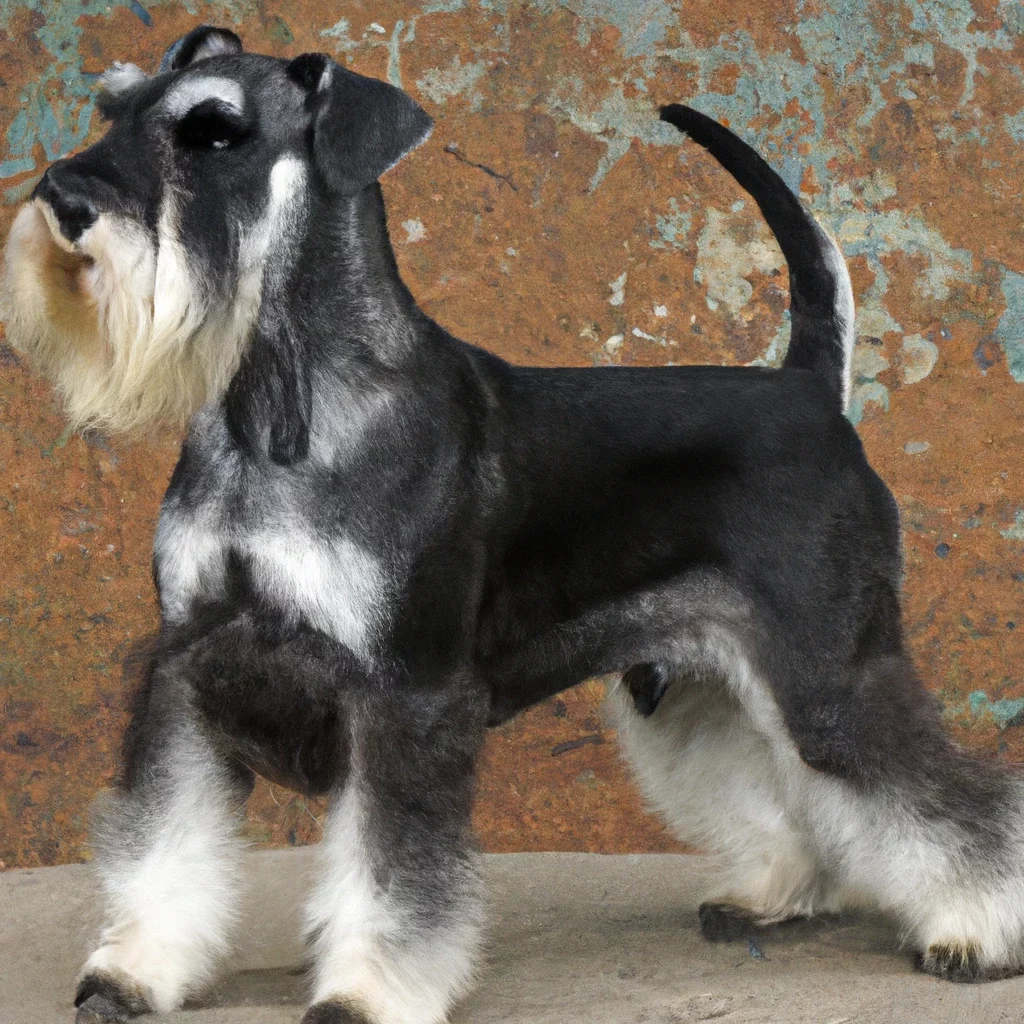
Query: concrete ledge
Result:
<box><xmin>1</xmin><ymin>850</ymin><xmax>1019</xmax><ymax>1023</ymax></box>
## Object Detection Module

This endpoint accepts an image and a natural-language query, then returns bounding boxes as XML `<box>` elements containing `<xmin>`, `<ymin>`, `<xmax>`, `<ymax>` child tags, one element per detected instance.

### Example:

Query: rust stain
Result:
<box><xmin>1</xmin><ymin>0</ymin><xmax>1022</xmax><ymax>867</ymax></box>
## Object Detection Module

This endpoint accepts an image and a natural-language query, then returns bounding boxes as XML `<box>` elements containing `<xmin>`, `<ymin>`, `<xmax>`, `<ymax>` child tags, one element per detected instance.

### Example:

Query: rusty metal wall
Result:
<box><xmin>1</xmin><ymin>1</ymin><xmax>1022</xmax><ymax>869</ymax></box>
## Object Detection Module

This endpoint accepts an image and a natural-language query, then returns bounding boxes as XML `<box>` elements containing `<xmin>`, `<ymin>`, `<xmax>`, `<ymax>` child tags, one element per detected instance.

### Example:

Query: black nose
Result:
<box><xmin>33</xmin><ymin>165</ymin><xmax>98</xmax><ymax>243</ymax></box>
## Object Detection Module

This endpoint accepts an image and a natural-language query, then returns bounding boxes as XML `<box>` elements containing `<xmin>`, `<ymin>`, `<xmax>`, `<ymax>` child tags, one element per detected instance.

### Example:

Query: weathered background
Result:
<box><xmin>1</xmin><ymin>0</ymin><xmax>1022</xmax><ymax>869</ymax></box>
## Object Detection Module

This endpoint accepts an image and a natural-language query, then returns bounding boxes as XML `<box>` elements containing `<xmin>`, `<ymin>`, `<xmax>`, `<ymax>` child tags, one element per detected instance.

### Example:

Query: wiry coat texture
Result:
<box><xmin>3</xmin><ymin>25</ymin><xmax>1024</xmax><ymax>1024</ymax></box>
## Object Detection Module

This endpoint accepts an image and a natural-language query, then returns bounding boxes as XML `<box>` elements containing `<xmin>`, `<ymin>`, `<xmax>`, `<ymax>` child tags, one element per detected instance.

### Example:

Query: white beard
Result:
<box><xmin>0</xmin><ymin>157</ymin><xmax>304</xmax><ymax>434</ymax></box>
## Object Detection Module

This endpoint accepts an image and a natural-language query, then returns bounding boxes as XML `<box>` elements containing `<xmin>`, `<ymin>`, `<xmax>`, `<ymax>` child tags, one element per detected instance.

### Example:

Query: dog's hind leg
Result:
<box><xmin>769</xmin><ymin>651</ymin><xmax>1024</xmax><ymax>982</ymax></box>
<box><xmin>302</xmin><ymin>679</ymin><xmax>488</xmax><ymax>1024</ymax></box>
<box><xmin>638</xmin><ymin>629</ymin><xmax>1024</xmax><ymax>981</ymax></box>
<box><xmin>74</xmin><ymin>657</ymin><xmax>253</xmax><ymax>1019</ymax></box>
<box><xmin>608</xmin><ymin>671</ymin><xmax>839</xmax><ymax>937</ymax></box>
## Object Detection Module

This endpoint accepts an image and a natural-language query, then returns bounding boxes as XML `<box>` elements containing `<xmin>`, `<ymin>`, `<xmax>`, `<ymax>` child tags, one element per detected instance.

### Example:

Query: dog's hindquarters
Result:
<box><xmin>608</xmin><ymin>670</ymin><xmax>843</xmax><ymax>930</ymax></box>
<box><xmin>609</xmin><ymin>624</ymin><xmax>1024</xmax><ymax>982</ymax></box>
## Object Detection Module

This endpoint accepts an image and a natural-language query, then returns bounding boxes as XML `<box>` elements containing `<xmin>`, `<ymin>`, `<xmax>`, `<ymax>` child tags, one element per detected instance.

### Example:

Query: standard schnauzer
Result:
<box><xmin>4</xmin><ymin>24</ymin><xmax>1023</xmax><ymax>1024</ymax></box>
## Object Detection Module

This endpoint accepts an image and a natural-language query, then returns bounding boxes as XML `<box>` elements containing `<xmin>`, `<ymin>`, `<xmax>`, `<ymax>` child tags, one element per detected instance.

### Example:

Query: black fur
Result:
<box><xmin>624</xmin><ymin>663</ymin><xmax>674</xmax><ymax>717</ymax></box>
<box><xmin>160</xmin><ymin>25</ymin><xmax>243</xmax><ymax>73</ymax></box>
<box><xmin>661</xmin><ymin>104</ymin><xmax>851</xmax><ymax>401</ymax></box>
<box><xmin>75</xmin><ymin>975</ymin><xmax>149</xmax><ymax>1020</ymax></box>
<box><xmin>918</xmin><ymin>944</ymin><xmax>984</xmax><ymax>984</ymax></box>
<box><xmin>300</xmin><ymin>1002</ymin><xmax>375</xmax><ymax>1024</ymax></box>
<box><xmin>698</xmin><ymin>903</ymin><xmax>757</xmax><ymax>944</ymax></box>
<box><xmin>29</xmin><ymin>30</ymin><xmax>1024</xmax><ymax>1013</ymax></box>
<box><xmin>287</xmin><ymin>52</ymin><xmax>434</xmax><ymax>196</ymax></box>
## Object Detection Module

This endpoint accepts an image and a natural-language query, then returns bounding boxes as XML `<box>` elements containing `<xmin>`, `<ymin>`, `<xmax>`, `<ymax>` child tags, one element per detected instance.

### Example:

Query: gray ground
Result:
<box><xmin>2</xmin><ymin>849</ymin><xmax>1020</xmax><ymax>1024</ymax></box>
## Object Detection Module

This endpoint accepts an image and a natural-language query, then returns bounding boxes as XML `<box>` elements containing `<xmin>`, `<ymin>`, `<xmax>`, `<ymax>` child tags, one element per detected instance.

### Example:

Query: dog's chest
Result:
<box><xmin>154</xmin><ymin>462</ymin><xmax>387</xmax><ymax>658</ymax></box>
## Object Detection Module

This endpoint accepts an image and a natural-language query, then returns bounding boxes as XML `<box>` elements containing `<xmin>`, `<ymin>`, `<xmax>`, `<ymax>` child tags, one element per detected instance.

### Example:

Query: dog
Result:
<box><xmin>3</xmin><ymin>24</ymin><xmax>1024</xmax><ymax>1024</ymax></box>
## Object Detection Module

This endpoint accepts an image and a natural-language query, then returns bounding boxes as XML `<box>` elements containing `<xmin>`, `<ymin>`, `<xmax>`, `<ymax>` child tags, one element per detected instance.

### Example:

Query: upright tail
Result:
<box><xmin>660</xmin><ymin>104</ymin><xmax>855</xmax><ymax>409</ymax></box>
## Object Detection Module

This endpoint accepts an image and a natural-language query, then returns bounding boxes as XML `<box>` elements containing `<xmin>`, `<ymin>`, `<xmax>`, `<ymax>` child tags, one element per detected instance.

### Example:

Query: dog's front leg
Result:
<box><xmin>303</xmin><ymin>678</ymin><xmax>488</xmax><ymax>1024</ymax></box>
<box><xmin>75</xmin><ymin>652</ymin><xmax>253</xmax><ymax>1021</ymax></box>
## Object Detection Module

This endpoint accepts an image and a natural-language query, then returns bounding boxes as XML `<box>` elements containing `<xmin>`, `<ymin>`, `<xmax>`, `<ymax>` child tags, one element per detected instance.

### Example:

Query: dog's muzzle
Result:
<box><xmin>32</xmin><ymin>164</ymin><xmax>99</xmax><ymax>246</ymax></box>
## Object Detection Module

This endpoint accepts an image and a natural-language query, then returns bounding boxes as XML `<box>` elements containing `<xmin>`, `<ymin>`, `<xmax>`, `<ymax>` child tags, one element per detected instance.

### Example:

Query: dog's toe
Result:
<box><xmin>74</xmin><ymin>994</ymin><xmax>135</xmax><ymax>1023</ymax></box>
<box><xmin>698</xmin><ymin>902</ymin><xmax>755</xmax><ymax>943</ymax></box>
<box><xmin>917</xmin><ymin>942</ymin><xmax>984</xmax><ymax>983</ymax></box>
<box><xmin>74</xmin><ymin>973</ymin><xmax>149</xmax><ymax>1021</ymax></box>
<box><xmin>301</xmin><ymin>1000</ymin><xmax>375</xmax><ymax>1024</ymax></box>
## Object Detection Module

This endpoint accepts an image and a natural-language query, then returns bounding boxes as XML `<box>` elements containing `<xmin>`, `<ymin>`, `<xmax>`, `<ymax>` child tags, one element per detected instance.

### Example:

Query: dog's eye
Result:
<box><xmin>176</xmin><ymin>99</ymin><xmax>252</xmax><ymax>152</ymax></box>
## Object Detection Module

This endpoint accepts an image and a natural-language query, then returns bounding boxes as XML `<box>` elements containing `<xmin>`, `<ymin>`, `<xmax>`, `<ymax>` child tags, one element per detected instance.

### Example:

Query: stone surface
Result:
<box><xmin>1</xmin><ymin>2</ymin><xmax>1023</xmax><ymax>868</ymax></box>
<box><xmin>2</xmin><ymin>849</ymin><xmax>1022</xmax><ymax>1024</ymax></box>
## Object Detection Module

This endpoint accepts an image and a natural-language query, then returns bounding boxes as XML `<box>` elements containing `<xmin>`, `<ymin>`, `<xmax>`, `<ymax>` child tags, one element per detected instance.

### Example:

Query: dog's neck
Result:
<box><xmin>290</xmin><ymin>183</ymin><xmax>423</xmax><ymax>357</ymax></box>
<box><xmin>222</xmin><ymin>183</ymin><xmax>427</xmax><ymax>465</ymax></box>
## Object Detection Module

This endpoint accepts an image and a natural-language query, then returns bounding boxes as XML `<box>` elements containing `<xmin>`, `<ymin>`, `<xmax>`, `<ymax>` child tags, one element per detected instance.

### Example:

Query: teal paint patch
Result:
<box><xmin>320</xmin><ymin>18</ymin><xmax>359</xmax><ymax>59</ymax></box>
<box><xmin>847</xmin><ymin>380</ymin><xmax>889</xmax><ymax>426</ymax></box>
<box><xmin>796</xmin><ymin>1</ymin><xmax>937</xmax><ymax>125</ymax></box>
<box><xmin>0</xmin><ymin>0</ymin><xmax>134</xmax><ymax>182</ymax></box>
<box><xmin>779</xmin><ymin>156</ymin><xmax>803</xmax><ymax>194</ymax></box>
<box><xmin>417</xmin><ymin>57</ymin><xmax>488</xmax><ymax>106</ymax></box>
<box><xmin>387</xmin><ymin>20</ymin><xmax>406</xmax><ymax>88</ymax></box>
<box><xmin>997</xmin><ymin>269</ymin><xmax>1024</xmax><ymax>383</ymax></box>
<box><xmin>4</xmin><ymin>177</ymin><xmax>40</xmax><ymax>204</ymax></box>
<box><xmin>0</xmin><ymin>0</ymin><xmax>263</xmax><ymax>183</ymax></box>
<box><xmin>554</xmin><ymin>0</ymin><xmax>676</xmax><ymax>58</ymax></box>
<box><xmin>1001</xmin><ymin>510</ymin><xmax>1024</xmax><ymax>541</ymax></box>
<box><xmin>1002</xmin><ymin>0</ymin><xmax>1024</xmax><ymax>34</ymax></box>
<box><xmin>1005</xmin><ymin>110</ymin><xmax>1024</xmax><ymax>142</ymax></box>
<box><xmin>967</xmin><ymin>690</ymin><xmax>1024</xmax><ymax>729</ymax></box>
<box><xmin>905</xmin><ymin>0</ymin><xmax>1013</xmax><ymax>104</ymax></box>
<box><xmin>649</xmin><ymin>198</ymin><xmax>691</xmax><ymax>250</ymax></box>
<box><xmin>0</xmin><ymin>156</ymin><xmax>35</xmax><ymax>178</ymax></box>
<box><xmin>846</xmin><ymin>343</ymin><xmax>891</xmax><ymax>425</ymax></box>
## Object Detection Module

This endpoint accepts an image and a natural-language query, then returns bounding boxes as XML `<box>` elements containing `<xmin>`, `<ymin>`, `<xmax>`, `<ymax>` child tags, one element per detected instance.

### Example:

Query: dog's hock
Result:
<box><xmin>286</xmin><ymin>53</ymin><xmax>433</xmax><ymax>196</ymax></box>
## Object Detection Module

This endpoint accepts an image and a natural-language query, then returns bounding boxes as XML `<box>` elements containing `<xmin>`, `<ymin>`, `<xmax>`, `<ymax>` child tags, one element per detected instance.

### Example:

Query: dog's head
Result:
<box><xmin>0</xmin><ymin>26</ymin><xmax>432</xmax><ymax>433</ymax></box>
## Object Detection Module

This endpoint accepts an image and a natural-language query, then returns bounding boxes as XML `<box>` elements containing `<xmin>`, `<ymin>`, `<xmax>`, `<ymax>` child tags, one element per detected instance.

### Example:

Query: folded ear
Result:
<box><xmin>160</xmin><ymin>25</ymin><xmax>243</xmax><ymax>73</ymax></box>
<box><xmin>287</xmin><ymin>53</ymin><xmax>433</xmax><ymax>196</ymax></box>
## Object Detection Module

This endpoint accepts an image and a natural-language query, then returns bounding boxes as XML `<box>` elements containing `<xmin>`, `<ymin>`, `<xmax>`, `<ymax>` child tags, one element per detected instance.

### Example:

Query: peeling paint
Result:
<box><xmin>900</xmin><ymin>334</ymin><xmax>939</xmax><ymax>385</ymax></box>
<box><xmin>649</xmin><ymin>198</ymin><xmax>692</xmax><ymax>251</ymax></box>
<box><xmin>386</xmin><ymin>20</ymin><xmax>406</xmax><ymax>88</ymax></box>
<box><xmin>545</xmin><ymin>75</ymin><xmax>677</xmax><ymax>190</ymax></box>
<box><xmin>694</xmin><ymin>208</ymin><xmax>784</xmax><ymax>316</ymax></box>
<box><xmin>417</xmin><ymin>56</ymin><xmax>488</xmax><ymax>106</ymax></box>
<box><xmin>608</xmin><ymin>271</ymin><xmax>627</xmax><ymax>307</ymax></box>
<box><xmin>402</xmin><ymin>217</ymin><xmax>427</xmax><ymax>242</ymax></box>
<box><xmin>848</xmin><ymin>342</ymin><xmax>892</xmax><ymax>425</ymax></box>
<box><xmin>1001</xmin><ymin>511</ymin><xmax>1024</xmax><ymax>542</ymax></box>
<box><xmin>320</xmin><ymin>18</ymin><xmax>359</xmax><ymax>59</ymax></box>
<box><xmin>552</xmin><ymin>0</ymin><xmax>676</xmax><ymax>59</ymax></box>
<box><xmin>997</xmin><ymin>270</ymin><xmax>1024</xmax><ymax>383</ymax></box>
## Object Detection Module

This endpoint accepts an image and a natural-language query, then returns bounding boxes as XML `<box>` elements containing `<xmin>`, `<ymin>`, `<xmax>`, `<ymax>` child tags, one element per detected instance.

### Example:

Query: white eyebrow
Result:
<box><xmin>163</xmin><ymin>75</ymin><xmax>244</xmax><ymax>117</ymax></box>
